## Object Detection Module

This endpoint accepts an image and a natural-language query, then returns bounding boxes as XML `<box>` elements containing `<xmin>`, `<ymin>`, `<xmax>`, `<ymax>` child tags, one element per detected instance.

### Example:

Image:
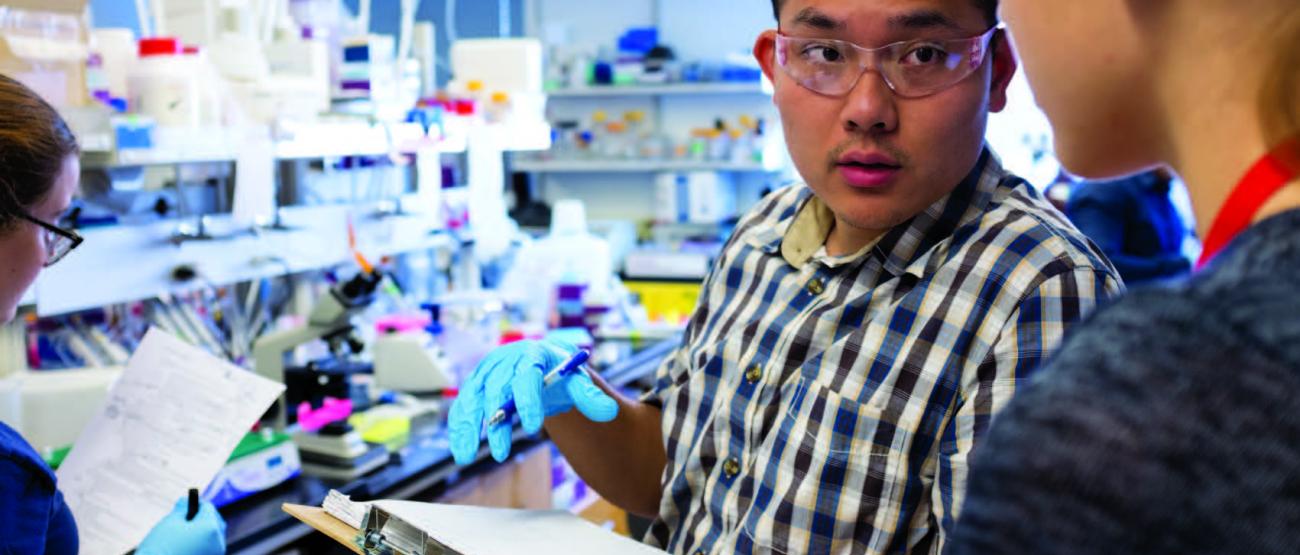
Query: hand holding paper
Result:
<box><xmin>55</xmin><ymin>329</ymin><xmax>284</xmax><ymax>555</ymax></box>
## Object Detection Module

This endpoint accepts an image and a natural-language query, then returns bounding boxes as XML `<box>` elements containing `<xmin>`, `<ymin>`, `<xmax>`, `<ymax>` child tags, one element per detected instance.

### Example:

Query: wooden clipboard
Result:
<box><xmin>282</xmin><ymin>503</ymin><xmax>364</xmax><ymax>554</ymax></box>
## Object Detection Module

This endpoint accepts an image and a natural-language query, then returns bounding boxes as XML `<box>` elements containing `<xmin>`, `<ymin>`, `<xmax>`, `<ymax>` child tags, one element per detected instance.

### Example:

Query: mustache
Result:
<box><xmin>827</xmin><ymin>141</ymin><xmax>909</xmax><ymax>167</ymax></box>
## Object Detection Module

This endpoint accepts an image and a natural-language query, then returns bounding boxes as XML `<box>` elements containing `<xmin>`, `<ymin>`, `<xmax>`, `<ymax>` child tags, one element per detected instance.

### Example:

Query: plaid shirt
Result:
<box><xmin>642</xmin><ymin>150</ymin><xmax>1122</xmax><ymax>554</ymax></box>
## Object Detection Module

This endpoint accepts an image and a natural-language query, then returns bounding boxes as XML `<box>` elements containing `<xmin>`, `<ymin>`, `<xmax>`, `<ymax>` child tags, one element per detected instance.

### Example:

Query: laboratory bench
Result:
<box><xmin>222</xmin><ymin>335</ymin><xmax>678</xmax><ymax>554</ymax></box>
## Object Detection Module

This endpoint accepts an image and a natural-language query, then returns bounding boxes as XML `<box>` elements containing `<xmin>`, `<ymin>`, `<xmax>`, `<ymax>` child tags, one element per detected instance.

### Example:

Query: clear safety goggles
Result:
<box><xmin>775</xmin><ymin>26</ymin><xmax>1000</xmax><ymax>99</ymax></box>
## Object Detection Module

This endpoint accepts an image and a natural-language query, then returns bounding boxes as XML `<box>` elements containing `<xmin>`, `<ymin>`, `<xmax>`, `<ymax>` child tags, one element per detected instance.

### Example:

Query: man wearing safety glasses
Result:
<box><xmin>448</xmin><ymin>1</ymin><xmax>1123</xmax><ymax>553</ymax></box>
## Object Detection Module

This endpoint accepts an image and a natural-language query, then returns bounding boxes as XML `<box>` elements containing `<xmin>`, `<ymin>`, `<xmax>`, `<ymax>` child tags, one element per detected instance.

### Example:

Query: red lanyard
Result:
<box><xmin>1196</xmin><ymin>136</ymin><xmax>1300</xmax><ymax>269</ymax></box>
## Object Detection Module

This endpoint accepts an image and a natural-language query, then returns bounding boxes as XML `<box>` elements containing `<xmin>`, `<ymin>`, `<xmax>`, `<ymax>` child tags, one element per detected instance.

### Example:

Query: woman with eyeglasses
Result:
<box><xmin>948</xmin><ymin>1</ymin><xmax>1300</xmax><ymax>554</ymax></box>
<box><xmin>0</xmin><ymin>74</ymin><xmax>226</xmax><ymax>554</ymax></box>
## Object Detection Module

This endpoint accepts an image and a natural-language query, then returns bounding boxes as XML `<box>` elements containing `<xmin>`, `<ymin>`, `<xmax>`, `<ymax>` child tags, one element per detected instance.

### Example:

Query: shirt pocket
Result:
<box><xmin>736</xmin><ymin>376</ymin><xmax>922</xmax><ymax>554</ymax></box>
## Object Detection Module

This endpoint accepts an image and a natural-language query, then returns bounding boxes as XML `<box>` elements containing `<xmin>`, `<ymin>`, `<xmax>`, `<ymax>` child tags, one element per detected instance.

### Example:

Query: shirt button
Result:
<box><xmin>744</xmin><ymin>364</ymin><xmax>762</xmax><ymax>384</ymax></box>
<box><xmin>723</xmin><ymin>457</ymin><xmax>741</xmax><ymax>478</ymax></box>
<box><xmin>806</xmin><ymin>278</ymin><xmax>825</xmax><ymax>296</ymax></box>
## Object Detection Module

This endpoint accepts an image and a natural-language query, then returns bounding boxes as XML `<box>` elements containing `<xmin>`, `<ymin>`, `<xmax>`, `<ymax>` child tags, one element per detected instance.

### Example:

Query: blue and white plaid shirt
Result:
<box><xmin>642</xmin><ymin>150</ymin><xmax>1123</xmax><ymax>554</ymax></box>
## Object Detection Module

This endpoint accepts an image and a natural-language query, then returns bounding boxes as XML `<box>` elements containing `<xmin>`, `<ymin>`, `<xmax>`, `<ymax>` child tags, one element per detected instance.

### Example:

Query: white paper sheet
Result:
<box><xmin>57</xmin><ymin>328</ymin><xmax>285</xmax><ymax>555</ymax></box>
<box><xmin>372</xmin><ymin>500</ymin><xmax>667</xmax><ymax>555</ymax></box>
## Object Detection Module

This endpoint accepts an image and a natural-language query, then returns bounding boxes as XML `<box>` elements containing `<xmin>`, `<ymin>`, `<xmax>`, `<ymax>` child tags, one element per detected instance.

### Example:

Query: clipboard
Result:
<box><xmin>284</xmin><ymin>500</ymin><xmax>666</xmax><ymax>555</ymax></box>
<box><xmin>282</xmin><ymin>504</ymin><xmax>364</xmax><ymax>554</ymax></box>
<box><xmin>284</xmin><ymin>502</ymin><xmax>461</xmax><ymax>555</ymax></box>
<box><xmin>283</xmin><ymin>502</ymin><xmax>465</xmax><ymax>554</ymax></box>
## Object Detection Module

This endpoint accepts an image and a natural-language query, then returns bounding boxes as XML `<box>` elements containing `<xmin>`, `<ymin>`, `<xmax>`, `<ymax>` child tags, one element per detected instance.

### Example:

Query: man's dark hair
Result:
<box><xmin>769</xmin><ymin>0</ymin><xmax>999</xmax><ymax>27</ymax></box>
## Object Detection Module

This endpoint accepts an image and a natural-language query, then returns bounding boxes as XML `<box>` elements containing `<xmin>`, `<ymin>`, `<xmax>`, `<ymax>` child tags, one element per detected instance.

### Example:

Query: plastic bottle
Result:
<box><xmin>624</xmin><ymin>110</ymin><xmax>648</xmax><ymax>157</ymax></box>
<box><xmin>728</xmin><ymin>128</ymin><xmax>752</xmax><ymax>165</ymax></box>
<box><xmin>183</xmin><ymin>45</ymin><xmax>225</xmax><ymax>126</ymax></box>
<box><xmin>90</xmin><ymin>29</ymin><xmax>137</xmax><ymax>100</ymax></box>
<box><xmin>568</xmin><ymin>50</ymin><xmax>592</xmax><ymax>89</ymax></box>
<box><xmin>603</xmin><ymin>121</ymin><xmax>628</xmax><ymax>159</ymax></box>
<box><xmin>485</xmin><ymin>91</ymin><xmax>512</xmax><ymax>124</ymax></box>
<box><xmin>465</xmin><ymin>79</ymin><xmax>486</xmax><ymax>104</ymax></box>
<box><xmin>708</xmin><ymin>129</ymin><xmax>730</xmax><ymax>161</ymax></box>
<box><xmin>688</xmin><ymin>129</ymin><xmax>709</xmax><ymax>161</ymax></box>
<box><xmin>128</xmin><ymin>37</ymin><xmax>201</xmax><ymax>126</ymax></box>
<box><xmin>589</xmin><ymin>110</ymin><xmax>609</xmax><ymax>158</ymax></box>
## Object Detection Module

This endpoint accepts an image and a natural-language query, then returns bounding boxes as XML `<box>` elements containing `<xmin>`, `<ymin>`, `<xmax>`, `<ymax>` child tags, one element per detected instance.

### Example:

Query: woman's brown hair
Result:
<box><xmin>0</xmin><ymin>73</ymin><xmax>79</xmax><ymax>229</ymax></box>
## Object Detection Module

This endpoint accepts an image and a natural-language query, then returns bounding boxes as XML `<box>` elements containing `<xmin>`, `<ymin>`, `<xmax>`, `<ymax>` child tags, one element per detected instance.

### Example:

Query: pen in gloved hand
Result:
<box><xmin>186</xmin><ymin>488</ymin><xmax>199</xmax><ymax>521</ymax></box>
<box><xmin>484</xmin><ymin>349</ymin><xmax>591</xmax><ymax>428</ymax></box>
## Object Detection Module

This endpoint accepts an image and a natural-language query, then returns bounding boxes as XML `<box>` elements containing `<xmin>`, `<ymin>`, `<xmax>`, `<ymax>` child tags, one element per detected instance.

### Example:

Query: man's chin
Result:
<box><xmin>822</xmin><ymin>197</ymin><xmax>910</xmax><ymax>236</ymax></box>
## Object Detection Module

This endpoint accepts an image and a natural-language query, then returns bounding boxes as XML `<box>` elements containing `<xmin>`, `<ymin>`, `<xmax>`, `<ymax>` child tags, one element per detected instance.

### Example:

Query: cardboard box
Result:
<box><xmin>576</xmin><ymin>495</ymin><xmax>632</xmax><ymax>537</ymax></box>
<box><xmin>0</xmin><ymin>0</ymin><xmax>90</xmax><ymax>108</ymax></box>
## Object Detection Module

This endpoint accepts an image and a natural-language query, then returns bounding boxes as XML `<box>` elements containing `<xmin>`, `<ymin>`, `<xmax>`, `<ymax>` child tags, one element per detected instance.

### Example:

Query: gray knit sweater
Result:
<box><xmin>948</xmin><ymin>208</ymin><xmax>1300</xmax><ymax>554</ymax></box>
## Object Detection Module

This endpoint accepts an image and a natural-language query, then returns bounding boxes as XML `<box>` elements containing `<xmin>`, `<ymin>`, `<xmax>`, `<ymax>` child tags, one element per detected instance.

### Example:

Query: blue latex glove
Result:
<box><xmin>136</xmin><ymin>496</ymin><xmax>226</xmax><ymax>555</ymax></box>
<box><xmin>449</xmin><ymin>339</ymin><xmax>619</xmax><ymax>465</ymax></box>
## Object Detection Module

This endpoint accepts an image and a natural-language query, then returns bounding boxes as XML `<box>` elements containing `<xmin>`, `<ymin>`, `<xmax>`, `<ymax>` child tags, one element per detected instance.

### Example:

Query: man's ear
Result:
<box><xmin>988</xmin><ymin>29</ymin><xmax>1018</xmax><ymax>113</ymax></box>
<box><xmin>754</xmin><ymin>30</ymin><xmax>779</xmax><ymax>85</ymax></box>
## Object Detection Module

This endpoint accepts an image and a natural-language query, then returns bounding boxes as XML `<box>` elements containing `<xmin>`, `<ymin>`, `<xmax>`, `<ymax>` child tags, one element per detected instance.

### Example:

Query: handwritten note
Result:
<box><xmin>57</xmin><ymin>328</ymin><xmax>284</xmax><ymax>555</ymax></box>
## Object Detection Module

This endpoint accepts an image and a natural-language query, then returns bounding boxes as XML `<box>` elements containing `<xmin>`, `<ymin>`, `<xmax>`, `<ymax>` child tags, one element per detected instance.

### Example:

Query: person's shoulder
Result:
<box><xmin>960</xmin><ymin>172</ymin><xmax>1121</xmax><ymax>286</ymax></box>
<box><xmin>722</xmin><ymin>182</ymin><xmax>811</xmax><ymax>247</ymax></box>
<box><xmin>741</xmin><ymin>182</ymin><xmax>810</xmax><ymax>227</ymax></box>
<box><xmin>1051</xmin><ymin>269</ymin><xmax>1300</xmax><ymax>378</ymax></box>
<box><xmin>0</xmin><ymin>421</ymin><xmax>56</xmax><ymax>491</ymax></box>
<box><xmin>1066</xmin><ymin>175</ymin><xmax>1142</xmax><ymax>208</ymax></box>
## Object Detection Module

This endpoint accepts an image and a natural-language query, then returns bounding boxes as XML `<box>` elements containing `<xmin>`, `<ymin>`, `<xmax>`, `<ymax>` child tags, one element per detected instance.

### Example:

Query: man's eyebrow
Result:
<box><xmin>887</xmin><ymin>10</ymin><xmax>962</xmax><ymax>31</ymax></box>
<box><xmin>791</xmin><ymin>7</ymin><xmax>845</xmax><ymax>30</ymax></box>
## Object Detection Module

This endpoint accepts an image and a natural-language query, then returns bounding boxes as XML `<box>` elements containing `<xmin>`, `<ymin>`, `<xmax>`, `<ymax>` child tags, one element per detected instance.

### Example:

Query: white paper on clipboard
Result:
<box><xmin>365</xmin><ymin>500</ymin><xmax>667</xmax><ymax>555</ymax></box>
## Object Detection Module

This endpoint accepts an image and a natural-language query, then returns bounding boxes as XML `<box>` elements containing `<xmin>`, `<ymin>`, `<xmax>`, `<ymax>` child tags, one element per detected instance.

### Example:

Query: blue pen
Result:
<box><xmin>484</xmin><ymin>349</ymin><xmax>591</xmax><ymax>428</ymax></box>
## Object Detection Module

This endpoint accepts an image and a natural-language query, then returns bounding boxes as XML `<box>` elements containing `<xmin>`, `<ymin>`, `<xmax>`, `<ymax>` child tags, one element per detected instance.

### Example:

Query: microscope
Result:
<box><xmin>253</xmin><ymin>270</ymin><xmax>383</xmax><ymax>430</ymax></box>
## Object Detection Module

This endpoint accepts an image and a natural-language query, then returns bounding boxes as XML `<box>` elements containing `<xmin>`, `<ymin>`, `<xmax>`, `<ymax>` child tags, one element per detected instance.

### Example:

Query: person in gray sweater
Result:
<box><xmin>947</xmin><ymin>0</ymin><xmax>1300</xmax><ymax>553</ymax></box>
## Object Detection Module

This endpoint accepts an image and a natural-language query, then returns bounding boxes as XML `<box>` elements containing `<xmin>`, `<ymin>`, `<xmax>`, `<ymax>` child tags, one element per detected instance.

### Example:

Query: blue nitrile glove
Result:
<box><xmin>449</xmin><ymin>339</ymin><xmax>619</xmax><ymax>465</ymax></box>
<box><xmin>136</xmin><ymin>496</ymin><xmax>227</xmax><ymax>555</ymax></box>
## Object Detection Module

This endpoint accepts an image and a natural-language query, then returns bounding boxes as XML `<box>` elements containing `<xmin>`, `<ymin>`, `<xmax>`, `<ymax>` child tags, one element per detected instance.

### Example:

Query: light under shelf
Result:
<box><xmin>545</xmin><ymin>81</ymin><xmax>771</xmax><ymax>98</ymax></box>
<box><xmin>511</xmin><ymin>158</ymin><xmax>776</xmax><ymax>173</ymax></box>
<box><xmin>80</xmin><ymin>120</ymin><xmax>552</xmax><ymax>167</ymax></box>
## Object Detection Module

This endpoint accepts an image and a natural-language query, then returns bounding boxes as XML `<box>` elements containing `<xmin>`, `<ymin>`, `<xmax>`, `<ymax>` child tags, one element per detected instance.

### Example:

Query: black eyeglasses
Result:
<box><xmin>14</xmin><ymin>208</ymin><xmax>83</xmax><ymax>267</ymax></box>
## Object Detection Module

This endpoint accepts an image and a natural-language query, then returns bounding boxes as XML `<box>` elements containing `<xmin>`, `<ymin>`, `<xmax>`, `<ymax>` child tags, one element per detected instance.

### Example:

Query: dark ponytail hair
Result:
<box><xmin>0</xmin><ymin>73</ymin><xmax>79</xmax><ymax>229</ymax></box>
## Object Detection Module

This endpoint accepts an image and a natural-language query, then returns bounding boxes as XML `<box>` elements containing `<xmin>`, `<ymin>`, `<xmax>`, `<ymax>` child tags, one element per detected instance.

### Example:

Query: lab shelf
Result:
<box><xmin>511</xmin><ymin>158</ymin><xmax>777</xmax><ymax>173</ymax></box>
<box><xmin>545</xmin><ymin>82</ymin><xmax>772</xmax><ymax>98</ymax></box>
<box><xmin>29</xmin><ymin>199</ymin><xmax>458</xmax><ymax>317</ymax></box>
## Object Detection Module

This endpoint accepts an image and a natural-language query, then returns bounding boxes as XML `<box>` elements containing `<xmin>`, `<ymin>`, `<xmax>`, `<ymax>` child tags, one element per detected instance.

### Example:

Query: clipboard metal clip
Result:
<box><xmin>359</xmin><ymin>504</ymin><xmax>459</xmax><ymax>555</ymax></box>
<box><xmin>359</xmin><ymin>530</ymin><xmax>394</xmax><ymax>555</ymax></box>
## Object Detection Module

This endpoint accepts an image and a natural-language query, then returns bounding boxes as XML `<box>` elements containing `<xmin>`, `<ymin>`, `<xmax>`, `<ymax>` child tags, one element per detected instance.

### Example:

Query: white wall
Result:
<box><xmin>656</xmin><ymin>0</ymin><xmax>776</xmax><ymax>62</ymax></box>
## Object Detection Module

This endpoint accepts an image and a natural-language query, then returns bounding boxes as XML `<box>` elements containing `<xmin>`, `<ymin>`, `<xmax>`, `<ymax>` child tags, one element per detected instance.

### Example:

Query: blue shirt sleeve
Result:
<box><xmin>0</xmin><ymin>423</ymin><xmax>78</xmax><ymax>555</ymax></box>
<box><xmin>1067</xmin><ymin>180</ymin><xmax>1189</xmax><ymax>284</ymax></box>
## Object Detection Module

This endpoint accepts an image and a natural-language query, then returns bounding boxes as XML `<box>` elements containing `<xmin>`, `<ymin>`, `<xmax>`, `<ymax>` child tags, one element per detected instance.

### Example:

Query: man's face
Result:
<box><xmin>755</xmin><ymin>0</ymin><xmax>1015</xmax><ymax>236</ymax></box>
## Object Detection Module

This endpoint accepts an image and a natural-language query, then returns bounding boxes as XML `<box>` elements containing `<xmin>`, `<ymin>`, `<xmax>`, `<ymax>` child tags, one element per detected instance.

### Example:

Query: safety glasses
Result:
<box><xmin>775</xmin><ymin>26</ymin><xmax>1000</xmax><ymax>98</ymax></box>
<box><xmin>14</xmin><ymin>208</ymin><xmax>82</xmax><ymax>267</ymax></box>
